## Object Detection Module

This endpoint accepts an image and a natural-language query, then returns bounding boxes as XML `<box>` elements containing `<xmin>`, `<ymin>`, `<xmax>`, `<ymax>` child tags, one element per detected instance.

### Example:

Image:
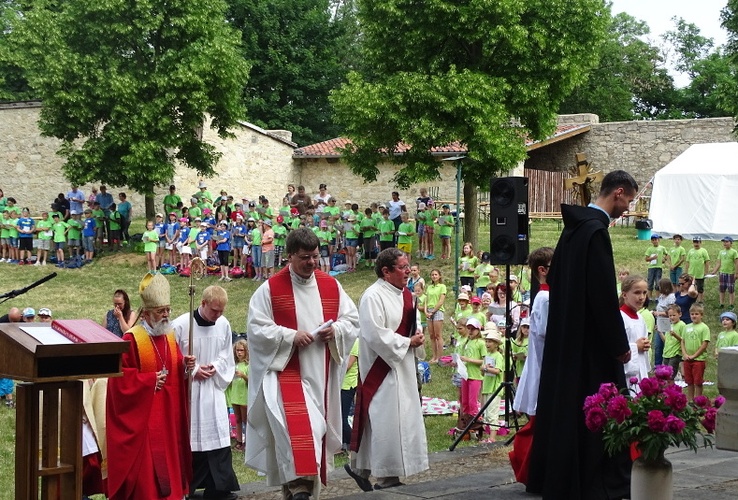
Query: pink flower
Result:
<box><xmin>664</xmin><ymin>385</ymin><xmax>688</xmax><ymax>412</ymax></box>
<box><xmin>639</xmin><ymin>377</ymin><xmax>661</xmax><ymax>397</ymax></box>
<box><xmin>715</xmin><ymin>395</ymin><xmax>726</xmax><ymax>409</ymax></box>
<box><xmin>647</xmin><ymin>410</ymin><xmax>667</xmax><ymax>432</ymax></box>
<box><xmin>665</xmin><ymin>415</ymin><xmax>686</xmax><ymax>434</ymax></box>
<box><xmin>654</xmin><ymin>365</ymin><xmax>674</xmax><ymax>380</ymax></box>
<box><xmin>584</xmin><ymin>394</ymin><xmax>605</xmax><ymax>411</ymax></box>
<box><xmin>629</xmin><ymin>376</ymin><xmax>639</xmax><ymax>386</ymax></box>
<box><xmin>703</xmin><ymin>407</ymin><xmax>718</xmax><ymax>434</ymax></box>
<box><xmin>585</xmin><ymin>407</ymin><xmax>608</xmax><ymax>432</ymax></box>
<box><xmin>598</xmin><ymin>383</ymin><xmax>619</xmax><ymax>400</ymax></box>
<box><xmin>693</xmin><ymin>395</ymin><xmax>709</xmax><ymax>408</ymax></box>
<box><xmin>606</xmin><ymin>395</ymin><xmax>632</xmax><ymax>424</ymax></box>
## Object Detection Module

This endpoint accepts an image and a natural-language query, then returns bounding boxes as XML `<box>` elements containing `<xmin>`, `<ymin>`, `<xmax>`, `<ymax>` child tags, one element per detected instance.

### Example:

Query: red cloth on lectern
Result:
<box><xmin>106</xmin><ymin>328</ymin><xmax>192</xmax><ymax>500</ymax></box>
<box><xmin>509</xmin><ymin>416</ymin><xmax>536</xmax><ymax>485</ymax></box>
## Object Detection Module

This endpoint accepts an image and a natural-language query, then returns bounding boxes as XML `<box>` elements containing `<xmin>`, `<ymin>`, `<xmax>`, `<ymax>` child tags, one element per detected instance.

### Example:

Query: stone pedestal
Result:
<box><xmin>716</xmin><ymin>347</ymin><xmax>738</xmax><ymax>451</ymax></box>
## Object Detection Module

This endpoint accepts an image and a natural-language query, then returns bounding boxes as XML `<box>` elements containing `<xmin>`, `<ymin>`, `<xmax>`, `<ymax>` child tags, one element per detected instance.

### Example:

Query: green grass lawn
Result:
<box><xmin>0</xmin><ymin>219</ymin><xmax>727</xmax><ymax>495</ymax></box>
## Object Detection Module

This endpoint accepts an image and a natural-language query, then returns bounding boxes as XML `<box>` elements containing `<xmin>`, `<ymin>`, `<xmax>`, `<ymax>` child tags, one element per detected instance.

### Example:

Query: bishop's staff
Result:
<box><xmin>187</xmin><ymin>257</ymin><xmax>207</xmax><ymax>404</ymax></box>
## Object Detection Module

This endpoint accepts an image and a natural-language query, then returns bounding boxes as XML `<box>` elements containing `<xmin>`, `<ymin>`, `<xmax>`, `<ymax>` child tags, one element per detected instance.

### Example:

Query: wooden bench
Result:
<box><xmin>530</xmin><ymin>211</ymin><xmax>563</xmax><ymax>231</ymax></box>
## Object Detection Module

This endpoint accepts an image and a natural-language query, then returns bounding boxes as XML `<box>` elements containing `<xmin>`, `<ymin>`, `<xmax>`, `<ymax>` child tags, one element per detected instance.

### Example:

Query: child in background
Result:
<box><xmin>644</xmin><ymin>234</ymin><xmax>667</xmax><ymax>299</ymax></box>
<box><xmin>177</xmin><ymin>218</ymin><xmax>192</xmax><ymax>268</ymax></box>
<box><xmin>663</xmin><ymin>304</ymin><xmax>686</xmax><ymax>381</ymax></box>
<box><xmin>512</xmin><ymin>318</ymin><xmax>530</xmax><ymax>383</ymax></box>
<box><xmin>344</xmin><ymin>214</ymin><xmax>360</xmax><ymax>271</ymax></box>
<box><xmin>227</xmin><ymin>340</ymin><xmax>249</xmax><ymax>451</ymax></box>
<box><xmin>414</xmin><ymin>281</ymin><xmax>427</xmax><ymax>335</ymax></box>
<box><xmin>67</xmin><ymin>210</ymin><xmax>83</xmax><ymax>259</ymax></box>
<box><xmin>214</xmin><ymin>221</ymin><xmax>232</xmax><ymax>282</ymax></box>
<box><xmin>685</xmin><ymin>237</ymin><xmax>710</xmax><ymax>303</ymax></box>
<box><xmin>82</xmin><ymin>208</ymin><xmax>96</xmax><ymax>262</ymax></box>
<box><xmin>261</xmin><ymin>219</ymin><xmax>275</xmax><ymax>279</ymax></box>
<box><xmin>681</xmin><ymin>303</ymin><xmax>710</xmax><ymax>400</ymax></box>
<box><xmin>50</xmin><ymin>213</ymin><xmax>68</xmax><ymax>267</ymax></box>
<box><xmin>16</xmin><ymin>208</ymin><xmax>35</xmax><ymax>265</ymax></box>
<box><xmin>195</xmin><ymin>221</ymin><xmax>211</xmax><ymax>262</ymax></box>
<box><xmin>415</xmin><ymin>202</ymin><xmax>427</xmax><ymax>258</ymax></box>
<box><xmin>450</xmin><ymin>317</ymin><xmax>468</xmax><ymax>399</ymax></box>
<box><xmin>424</xmin><ymin>200</ymin><xmax>438</xmax><ymax>259</ymax></box>
<box><xmin>273</xmin><ymin>216</ymin><xmax>288</xmax><ymax>268</ymax></box>
<box><xmin>481</xmin><ymin>326</ymin><xmax>504</xmax><ymax>442</ymax></box>
<box><xmin>250</xmin><ymin>218</ymin><xmax>263</xmax><ymax>281</ymax></box>
<box><xmin>668</xmin><ymin>234</ymin><xmax>687</xmax><ymax>285</ymax></box>
<box><xmin>452</xmin><ymin>292</ymin><xmax>473</xmax><ymax>325</ymax></box>
<box><xmin>91</xmin><ymin>202</ymin><xmax>106</xmax><ymax>255</ymax></box>
<box><xmin>619</xmin><ymin>275</ymin><xmax>651</xmax><ymax>391</ymax></box>
<box><xmin>142</xmin><ymin>220</ymin><xmax>159</xmax><ymax>272</ymax></box>
<box><xmin>316</xmin><ymin>220</ymin><xmax>332</xmax><ymax>273</ymax></box>
<box><xmin>426</xmin><ymin>269</ymin><xmax>447</xmax><ymax>363</ymax></box>
<box><xmin>715</xmin><ymin>311</ymin><xmax>738</xmax><ymax>356</ymax></box>
<box><xmin>108</xmin><ymin>203</ymin><xmax>122</xmax><ymax>251</ymax></box>
<box><xmin>459</xmin><ymin>317</ymin><xmax>486</xmax><ymax>421</ymax></box>
<box><xmin>396</xmin><ymin>212</ymin><xmax>415</xmax><ymax>259</ymax></box>
<box><xmin>35</xmin><ymin>210</ymin><xmax>52</xmax><ymax>266</ymax></box>
<box><xmin>378</xmin><ymin>209</ymin><xmax>395</xmax><ymax>251</ymax></box>
<box><xmin>341</xmin><ymin>339</ymin><xmax>359</xmax><ymax>452</ymax></box>
<box><xmin>230</xmin><ymin>215</ymin><xmax>246</xmax><ymax>269</ymax></box>
<box><xmin>487</xmin><ymin>267</ymin><xmax>500</xmax><ymax>291</ymax></box>
<box><xmin>154</xmin><ymin>213</ymin><xmax>167</xmax><ymax>267</ymax></box>
<box><xmin>617</xmin><ymin>266</ymin><xmax>630</xmax><ymax>295</ymax></box>
<box><xmin>652</xmin><ymin>278</ymin><xmax>676</xmax><ymax>366</ymax></box>
<box><xmin>459</xmin><ymin>242</ymin><xmax>478</xmax><ymax>291</ymax></box>
<box><xmin>474</xmin><ymin>252</ymin><xmax>494</xmax><ymax>298</ymax></box>
<box><xmin>469</xmin><ymin>297</ymin><xmax>487</xmax><ymax>327</ymax></box>
<box><xmin>437</xmin><ymin>204</ymin><xmax>453</xmax><ymax>259</ymax></box>
<box><xmin>712</xmin><ymin>236</ymin><xmax>738</xmax><ymax>309</ymax></box>
<box><xmin>164</xmin><ymin>212</ymin><xmax>180</xmax><ymax>265</ymax></box>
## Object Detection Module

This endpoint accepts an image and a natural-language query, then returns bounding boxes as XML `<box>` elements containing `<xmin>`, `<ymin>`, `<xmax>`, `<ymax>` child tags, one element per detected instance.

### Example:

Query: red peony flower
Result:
<box><xmin>647</xmin><ymin>410</ymin><xmax>667</xmax><ymax>432</ymax></box>
<box><xmin>606</xmin><ymin>395</ymin><xmax>632</xmax><ymax>424</ymax></box>
<box><xmin>665</xmin><ymin>415</ymin><xmax>686</xmax><ymax>434</ymax></box>
<box><xmin>585</xmin><ymin>406</ymin><xmax>608</xmax><ymax>432</ymax></box>
<box><xmin>598</xmin><ymin>383</ymin><xmax>619</xmax><ymax>400</ymax></box>
<box><xmin>654</xmin><ymin>365</ymin><xmax>674</xmax><ymax>380</ymax></box>
<box><xmin>693</xmin><ymin>395</ymin><xmax>709</xmax><ymax>408</ymax></box>
<box><xmin>638</xmin><ymin>377</ymin><xmax>660</xmax><ymax>397</ymax></box>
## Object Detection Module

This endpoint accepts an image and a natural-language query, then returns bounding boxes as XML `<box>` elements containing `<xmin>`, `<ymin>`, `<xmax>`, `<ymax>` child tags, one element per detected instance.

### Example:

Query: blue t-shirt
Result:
<box><xmin>178</xmin><ymin>226</ymin><xmax>190</xmax><ymax>243</ymax></box>
<box><xmin>196</xmin><ymin>231</ymin><xmax>210</xmax><ymax>246</ymax></box>
<box><xmin>83</xmin><ymin>218</ymin><xmax>96</xmax><ymax>237</ymax></box>
<box><xmin>165</xmin><ymin>222</ymin><xmax>180</xmax><ymax>239</ymax></box>
<box><xmin>216</xmin><ymin>230</ymin><xmax>231</xmax><ymax>251</ymax></box>
<box><xmin>17</xmin><ymin>217</ymin><xmax>35</xmax><ymax>238</ymax></box>
<box><xmin>203</xmin><ymin>216</ymin><xmax>216</xmax><ymax>236</ymax></box>
<box><xmin>233</xmin><ymin>224</ymin><xmax>246</xmax><ymax>239</ymax></box>
<box><xmin>155</xmin><ymin>222</ymin><xmax>166</xmax><ymax>239</ymax></box>
<box><xmin>117</xmin><ymin>201</ymin><xmax>131</xmax><ymax>219</ymax></box>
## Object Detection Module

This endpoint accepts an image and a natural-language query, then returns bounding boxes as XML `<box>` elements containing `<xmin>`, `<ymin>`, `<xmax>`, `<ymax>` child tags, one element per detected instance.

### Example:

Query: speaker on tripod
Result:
<box><xmin>489</xmin><ymin>177</ymin><xmax>529</xmax><ymax>266</ymax></box>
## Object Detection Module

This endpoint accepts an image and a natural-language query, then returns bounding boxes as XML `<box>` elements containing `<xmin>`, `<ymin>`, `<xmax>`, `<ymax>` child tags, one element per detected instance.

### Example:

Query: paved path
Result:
<box><xmin>191</xmin><ymin>442</ymin><xmax>738</xmax><ymax>499</ymax></box>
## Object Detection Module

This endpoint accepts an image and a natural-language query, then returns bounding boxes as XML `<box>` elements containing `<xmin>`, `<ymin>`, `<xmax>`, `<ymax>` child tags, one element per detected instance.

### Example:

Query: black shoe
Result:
<box><xmin>344</xmin><ymin>464</ymin><xmax>373</xmax><ymax>492</ymax></box>
<box><xmin>374</xmin><ymin>481</ymin><xmax>405</xmax><ymax>490</ymax></box>
<box><xmin>292</xmin><ymin>493</ymin><xmax>310</xmax><ymax>500</ymax></box>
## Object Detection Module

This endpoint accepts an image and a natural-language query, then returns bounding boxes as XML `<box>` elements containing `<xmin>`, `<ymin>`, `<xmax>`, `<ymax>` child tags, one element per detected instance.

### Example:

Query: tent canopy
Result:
<box><xmin>650</xmin><ymin>142</ymin><xmax>738</xmax><ymax>241</ymax></box>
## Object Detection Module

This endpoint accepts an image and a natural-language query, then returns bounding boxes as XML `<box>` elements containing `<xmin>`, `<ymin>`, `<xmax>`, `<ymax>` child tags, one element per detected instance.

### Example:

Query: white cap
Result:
<box><xmin>466</xmin><ymin>317</ymin><xmax>482</xmax><ymax>330</ymax></box>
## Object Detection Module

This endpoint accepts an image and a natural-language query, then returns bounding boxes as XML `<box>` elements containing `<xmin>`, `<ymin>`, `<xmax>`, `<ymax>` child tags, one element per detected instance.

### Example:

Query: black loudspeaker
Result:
<box><xmin>489</xmin><ymin>177</ymin><xmax>529</xmax><ymax>265</ymax></box>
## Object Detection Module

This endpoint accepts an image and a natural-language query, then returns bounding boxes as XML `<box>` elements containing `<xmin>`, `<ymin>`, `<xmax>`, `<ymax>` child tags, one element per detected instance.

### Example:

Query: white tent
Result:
<box><xmin>650</xmin><ymin>142</ymin><xmax>738</xmax><ymax>241</ymax></box>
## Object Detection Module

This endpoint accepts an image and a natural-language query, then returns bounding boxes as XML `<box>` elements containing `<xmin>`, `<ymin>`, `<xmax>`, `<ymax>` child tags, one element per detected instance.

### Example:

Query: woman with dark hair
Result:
<box><xmin>104</xmin><ymin>289</ymin><xmax>136</xmax><ymax>337</ymax></box>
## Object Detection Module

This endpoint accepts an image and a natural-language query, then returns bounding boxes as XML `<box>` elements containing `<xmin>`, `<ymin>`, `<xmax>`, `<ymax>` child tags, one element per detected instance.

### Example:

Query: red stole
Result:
<box><xmin>269</xmin><ymin>266</ymin><xmax>339</xmax><ymax>484</ymax></box>
<box><xmin>350</xmin><ymin>286</ymin><xmax>415</xmax><ymax>452</ymax></box>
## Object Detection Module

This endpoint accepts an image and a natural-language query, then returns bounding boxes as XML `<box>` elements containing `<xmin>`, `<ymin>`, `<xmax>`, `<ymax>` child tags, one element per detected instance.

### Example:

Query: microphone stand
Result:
<box><xmin>0</xmin><ymin>273</ymin><xmax>58</xmax><ymax>305</ymax></box>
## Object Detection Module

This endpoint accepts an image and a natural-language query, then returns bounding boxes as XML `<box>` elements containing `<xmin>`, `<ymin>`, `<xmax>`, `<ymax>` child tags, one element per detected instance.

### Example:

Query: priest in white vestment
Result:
<box><xmin>173</xmin><ymin>285</ymin><xmax>239</xmax><ymax>499</ymax></box>
<box><xmin>246</xmin><ymin>228</ymin><xmax>359</xmax><ymax>500</ymax></box>
<box><xmin>345</xmin><ymin>248</ymin><xmax>429</xmax><ymax>492</ymax></box>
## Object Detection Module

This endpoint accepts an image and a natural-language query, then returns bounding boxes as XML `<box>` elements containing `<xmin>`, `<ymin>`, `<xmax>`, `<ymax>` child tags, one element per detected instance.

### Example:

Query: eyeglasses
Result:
<box><xmin>395</xmin><ymin>264</ymin><xmax>411</xmax><ymax>271</ymax></box>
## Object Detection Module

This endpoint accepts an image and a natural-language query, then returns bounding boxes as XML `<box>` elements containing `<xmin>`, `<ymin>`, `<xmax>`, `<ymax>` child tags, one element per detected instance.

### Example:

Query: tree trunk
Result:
<box><xmin>463</xmin><ymin>182</ymin><xmax>478</xmax><ymax>251</ymax></box>
<box><xmin>145</xmin><ymin>195</ymin><xmax>155</xmax><ymax>221</ymax></box>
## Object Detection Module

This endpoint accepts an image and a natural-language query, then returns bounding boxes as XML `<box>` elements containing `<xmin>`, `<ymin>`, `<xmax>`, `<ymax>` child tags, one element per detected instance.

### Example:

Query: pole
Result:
<box><xmin>454</xmin><ymin>158</ymin><xmax>462</xmax><ymax>295</ymax></box>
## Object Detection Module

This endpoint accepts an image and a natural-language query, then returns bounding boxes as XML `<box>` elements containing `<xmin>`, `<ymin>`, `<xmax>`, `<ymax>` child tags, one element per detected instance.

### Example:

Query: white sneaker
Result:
<box><xmin>34</xmin><ymin>261</ymin><xmax>40</xmax><ymax>266</ymax></box>
<box><xmin>0</xmin><ymin>258</ymin><xmax>5</xmax><ymax>262</ymax></box>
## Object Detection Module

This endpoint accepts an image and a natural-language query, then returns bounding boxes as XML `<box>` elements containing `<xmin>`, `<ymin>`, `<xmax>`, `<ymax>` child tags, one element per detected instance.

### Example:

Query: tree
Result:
<box><xmin>14</xmin><ymin>0</ymin><xmax>248</xmax><ymax>215</ymax></box>
<box><xmin>226</xmin><ymin>0</ymin><xmax>354</xmax><ymax>145</ymax></box>
<box><xmin>330</xmin><ymin>0</ymin><xmax>609</xmax><ymax>250</ymax></box>
<box><xmin>0</xmin><ymin>0</ymin><xmax>35</xmax><ymax>101</ymax></box>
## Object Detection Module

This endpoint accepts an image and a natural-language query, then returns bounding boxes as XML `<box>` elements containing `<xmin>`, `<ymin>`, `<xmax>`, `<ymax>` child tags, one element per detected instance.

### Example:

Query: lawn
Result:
<box><xmin>0</xmin><ymin>218</ymin><xmax>728</xmax><ymax>495</ymax></box>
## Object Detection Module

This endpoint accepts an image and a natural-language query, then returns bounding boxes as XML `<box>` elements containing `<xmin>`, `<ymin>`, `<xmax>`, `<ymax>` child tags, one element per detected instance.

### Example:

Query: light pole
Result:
<box><xmin>442</xmin><ymin>155</ymin><xmax>465</xmax><ymax>295</ymax></box>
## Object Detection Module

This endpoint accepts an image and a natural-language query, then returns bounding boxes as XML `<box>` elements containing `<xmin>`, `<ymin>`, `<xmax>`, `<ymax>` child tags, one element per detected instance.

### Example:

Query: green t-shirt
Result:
<box><xmin>715</xmin><ymin>329</ymin><xmax>738</xmax><ymax>351</ymax></box>
<box><xmin>638</xmin><ymin>307</ymin><xmax>655</xmax><ymax>335</ymax></box>
<box><xmin>512</xmin><ymin>336</ymin><xmax>528</xmax><ymax>376</ymax></box>
<box><xmin>92</xmin><ymin>208</ymin><xmax>106</xmax><ymax>226</ymax></box>
<box><xmin>663</xmin><ymin>321</ymin><xmax>686</xmax><ymax>359</ymax></box>
<box><xmin>273</xmin><ymin>224</ymin><xmax>287</xmax><ymax>246</ymax></box>
<box><xmin>453</xmin><ymin>304</ymin><xmax>473</xmax><ymax>322</ymax></box>
<box><xmin>226</xmin><ymin>361</ymin><xmax>249</xmax><ymax>407</ymax></box>
<box><xmin>51</xmin><ymin>221</ymin><xmax>69</xmax><ymax>243</ymax></box>
<box><xmin>7</xmin><ymin>217</ymin><xmax>18</xmax><ymax>238</ymax></box>
<box><xmin>475</xmin><ymin>263</ymin><xmax>494</xmax><ymax>288</ymax></box>
<box><xmin>67</xmin><ymin>219</ymin><xmax>82</xmax><ymax>240</ymax></box>
<box><xmin>316</xmin><ymin>230</ymin><xmax>332</xmax><ymax>247</ymax></box>
<box><xmin>645</xmin><ymin>244</ymin><xmax>667</xmax><ymax>269</ymax></box>
<box><xmin>342</xmin><ymin>340</ymin><xmax>360</xmax><ymax>390</ymax></box>
<box><xmin>460</xmin><ymin>255</ymin><xmax>479</xmax><ymax>278</ymax></box>
<box><xmin>345</xmin><ymin>221</ymin><xmax>359</xmax><ymax>240</ymax></box>
<box><xmin>438</xmin><ymin>214</ymin><xmax>454</xmax><ymax>237</ymax></box>
<box><xmin>163</xmin><ymin>194</ymin><xmax>182</xmax><ymax>214</ymax></box>
<box><xmin>378</xmin><ymin>219</ymin><xmax>395</xmax><ymax>242</ymax></box>
<box><xmin>482</xmin><ymin>350</ymin><xmax>504</xmax><ymax>394</ymax></box>
<box><xmin>426</xmin><ymin>209</ymin><xmax>439</xmax><ymax>226</ymax></box>
<box><xmin>683</xmin><ymin>321</ymin><xmax>710</xmax><ymax>361</ymax></box>
<box><xmin>360</xmin><ymin>217</ymin><xmax>377</xmax><ymax>238</ymax></box>
<box><xmin>143</xmin><ymin>230</ymin><xmax>159</xmax><ymax>253</ymax></box>
<box><xmin>397</xmin><ymin>222</ymin><xmax>414</xmax><ymax>244</ymax></box>
<box><xmin>415</xmin><ymin>210</ymin><xmax>427</xmax><ymax>225</ymax></box>
<box><xmin>686</xmin><ymin>247</ymin><xmax>710</xmax><ymax>279</ymax></box>
<box><xmin>188</xmin><ymin>227</ymin><xmax>200</xmax><ymax>249</ymax></box>
<box><xmin>0</xmin><ymin>214</ymin><xmax>9</xmax><ymax>238</ymax></box>
<box><xmin>461</xmin><ymin>337</ymin><xmax>486</xmax><ymax>380</ymax></box>
<box><xmin>189</xmin><ymin>206</ymin><xmax>202</xmax><ymax>219</ymax></box>
<box><xmin>669</xmin><ymin>245</ymin><xmax>686</xmax><ymax>268</ymax></box>
<box><xmin>36</xmin><ymin>219</ymin><xmax>53</xmax><ymax>240</ymax></box>
<box><xmin>109</xmin><ymin>211</ymin><xmax>122</xmax><ymax>231</ymax></box>
<box><xmin>426</xmin><ymin>283</ymin><xmax>447</xmax><ymax>311</ymax></box>
<box><xmin>251</xmin><ymin>227</ymin><xmax>262</xmax><ymax>246</ymax></box>
<box><xmin>717</xmin><ymin>247</ymin><xmax>738</xmax><ymax>274</ymax></box>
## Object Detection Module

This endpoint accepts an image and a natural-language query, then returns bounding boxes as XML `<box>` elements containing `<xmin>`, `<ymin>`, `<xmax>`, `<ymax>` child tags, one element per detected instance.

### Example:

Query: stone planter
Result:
<box><xmin>631</xmin><ymin>451</ymin><xmax>673</xmax><ymax>500</ymax></box>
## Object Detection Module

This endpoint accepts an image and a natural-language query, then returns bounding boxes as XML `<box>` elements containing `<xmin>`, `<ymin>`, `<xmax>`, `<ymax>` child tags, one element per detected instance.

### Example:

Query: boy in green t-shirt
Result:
<box><xmin>712</xmin><ymin>236</ymin><xmax>738</xmax><ymax>309</ymax></box>
<box><xmin>273</xmin><ymin>216</ymin><xmax>288</xmax><ymax>268</ymax></box>
<box><xmin>0</xmin><ymin>208</ymin><xmax>13</xmax><ymax>262</ymax></box>
<box><xmin>108</xmin><ymin>203</ymin><xmax>123</xmax><ymax>251</ymax></box>
<box><xmin>685</xmin><ymin>237</ymin><xmax>710</xmax><ymax>303</ymax></box>
<box><xmin>396</xmin><ymin>212</ymin><xmax>415</xmax><ymax>256</ymax></box>
<box><xmin>51</xmin><ymin>213</ymin><xmax>69</xmax><ymax>266</ymax></box>
<box><xmin>715</xmin><ymin>310</ymin><xmax>738</xmax><ymax>357</ymax></box>
<box><xmin>66</xmin><ymin>211</ymin><xmax>83</xmax><ymax>259</ymax></box>
<box><xmin>424</xmin><ymin>201</ymin><xmax>439</xmax><ymax>260</ymax></box>
<box><xmin>668</xmin><ymin>234</ymin><xmax>687</xmax><ymax>285</ymax></box>
<box><xmin>644</xmin><ymin>234</ymin><xmax>667</xmax><ymax>299</ymax></box>
<box><xmin>360</xmin><ymin>207</ymin><xmax>377</xmax><ymax>267</ymax></box>
<box><xmin>142</xmin><ymin>220</ymin><xmax>160</xmax><ymax>272</ymax></box>
<box><xmin>91</xmin><ymin>202</ymin><xmax>107</xmax><ymax>254</ymax></box>
<box><xmin>681</xmin><ymin>303</ymin><xmax>710</xmax><ymax>400</ymax></box>
<box><xmin>377</xmin><ymin>209</ymin><xmax>395</xmax><ymax>251</ymax></box>
<box><xmin>437</xmin><ymin>204</ymin><xmax>454</xmax><ymax>259</ymax></box>
<box><xmin>35</xmin><ymin>210</ymin><xmax>53</xmax><ymax>266</ymax></box>
<box><xmin>662</xmin><ymin>304</ymin><xmax>686</xmax><ymax>381</ymax></box>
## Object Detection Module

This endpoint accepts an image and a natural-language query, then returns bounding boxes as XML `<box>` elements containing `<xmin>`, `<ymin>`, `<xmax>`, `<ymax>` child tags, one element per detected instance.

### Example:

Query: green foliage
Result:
<box><xmin>331</xmin><ymin>0</ymin><xmax>608</xmax><ymax>188</ymax></box>
<box><xmin>0</xmin><ymin>0</ymin><xmax>36</xmax><ymax>101</ymax></box>
<box><xmin>227</xmin><ymin>0</ymin><xmax>353</xmax><ymax>145</ymax></box>
<box><xmin>13</xmin><ymin>0</ymin><xmax>248</xmax><ymax>195</ymax></box>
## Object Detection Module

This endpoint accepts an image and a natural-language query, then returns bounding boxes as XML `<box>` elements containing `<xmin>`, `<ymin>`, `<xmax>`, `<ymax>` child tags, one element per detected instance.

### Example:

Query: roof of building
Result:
<box><xmin>293</xmin><ymin>123</ymin><xmax>591</xmax><ymax>159</ymax></box>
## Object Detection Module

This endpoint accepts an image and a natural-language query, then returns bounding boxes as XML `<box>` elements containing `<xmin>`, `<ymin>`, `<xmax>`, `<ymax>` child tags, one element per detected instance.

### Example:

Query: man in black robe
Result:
<box><xmin>527</xmin><ymin>170</ymin><xmax>638</xmax><ymax>500</ymax></box>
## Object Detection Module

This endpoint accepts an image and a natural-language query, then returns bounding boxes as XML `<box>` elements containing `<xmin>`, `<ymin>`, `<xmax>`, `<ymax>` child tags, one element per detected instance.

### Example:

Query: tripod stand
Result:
<box><xmin>450</xmin><ymin>264</ymin><xmax>522</xmax><ymax>450</ymax></box>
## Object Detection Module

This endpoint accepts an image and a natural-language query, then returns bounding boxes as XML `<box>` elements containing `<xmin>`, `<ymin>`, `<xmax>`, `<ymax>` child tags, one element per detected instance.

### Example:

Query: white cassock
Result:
<box><xmin>513</xmin><ymin>288</ymin><xmax>549</xmax><ymax>415</ymax></box>
<box><xmin>622</xmin><ymin>309</ymin><xmax>651</xmax><ymax>392</ymax></box>
<box><xmin>245</xmin><ymin>268</ymin><xmax>359</xmax><ymax>490</ymax></box>
<box><xmin>353</xmin><ymin>279</ymin><xmax>429</xmax><ymax>478</ymax></box>
<box><xmin>173</xmin><ymin>312</ymin><xmax>235</xmax><ymax>451</ymax></box>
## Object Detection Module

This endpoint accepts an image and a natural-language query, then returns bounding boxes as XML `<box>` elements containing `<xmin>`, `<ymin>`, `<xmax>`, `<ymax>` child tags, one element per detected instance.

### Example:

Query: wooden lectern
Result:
<box><xmin>0</xmin><ymin>320</ymin><xmax>128</xmax><ymax>500</ymax></box>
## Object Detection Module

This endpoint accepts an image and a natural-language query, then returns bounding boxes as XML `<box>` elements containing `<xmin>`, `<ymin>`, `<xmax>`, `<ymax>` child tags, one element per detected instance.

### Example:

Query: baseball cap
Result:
<box><xmin>481</xmin><ymin>292</ymin><xmax>492</xmax><ymax>302</ymax></box>
<box><xmin>520</xmin><ymin>317</ymin><xmax>530</xmax><ymax>327</ymax></box>
<box><xmin>155</xmin><ymin>213</ymin><xmax>163</xmax><ymax>218</ymax></box>
<box><xmin>721</xmin><ymin>311</ymin><xmax>738</xmax><ymax>323</ymax></box>
<box><xmin>442</xmin><ymin>204</ymin><xmax>450</xmax><ymax>209</ymax></box>
<box><xmin>319</xmin><ymin>183</ymin><xmax>327</xmax><ymax>189</ymax></box>
<box><xmin>320</xmin><ymin>220</ymin><xmax>328</xmax><ymax>227</ymax></box>
<box><xmin>198</xmin><ymin>181</ymin><xmax>207</xmax><ymax>188</ymax></box>
<box><xmin>508</xmin><ymin>274</ymin><xmax>518</xmax><ymax>282</ymax></box>
<box><xmin>465</xmin><ymin>317</ymin><xmax>482</xmax><ymax>330</ymax></box>
<box><xmin>247</xmin><ymin>217</ymin><xmax>255</xmax><ymax>222</ymax></box>
<box><xmin>70</xmin><ymin>210</ymin><xmax>79</xmax><ymax>215</ymax></box>
<box><xmin>194</xmin><ymin>217</ymin><xmax>201</xmax><ymax>222</ymax></box>
<box><xmin>169</xmin><ymin>212</ymin><xmax>176</xmax><ymax>216</ymax></box>
<box><xmin>200</xmin><ymin>221</ymin><xmax>208</xmax><ymax>226</ymax></box>
<box><xmin>276</xmin><ymin>215</ymin><xmax>284</xmax><ymax>223</ymax></box>
<box><xmin>22</xmin><ymin>307</ymin><xmax>35</xmax><ymax>318</ymax></box>
<box><xmin>417</xmin><ymin>202</ymin><xmax>426</xmax><ymax>210</ymax></box>
<box><xmin>693</xmin><ymin>236</ymin><xmax>702</xmax><ymax>242</ymax></box>
<box><xmin>262</xmin><ymin>219</ymin><xmax>273</xmax><ymax>226</ymax></box>
<box><xmin>722</xmin><ymin>236</ymin><xmax>734</xmax><ymax>242</ymax></box>
<box><xmin>52</xmin><ymin>213</ymin><xmax>60</xmax><ymax>218</ymax></box>
<box><xmin>236</xmin><ymin>214</ymin><xmax>244</xmax><ymax>220</ymax></box>
<box><xmin>179</xmin><ymin>217</ymin><xmax>188</xmax><ymax>223</ymax></box>
<box><xmin>650</xmin><ymin>233</ymin><xmax>661</xmax><ymax>239</ymax></box>
<box><xmin>38</xmin><ymin>308</ymin><xmax>52</xmax><ymax>317</ymax></box>
<box><xmin>471</xmin><ymin>297</ymin><xmax>481</xmax><ymax>305</ymax></box>
<box><xmin>457</xmin><ymin>293</ymin><xmax>470</xmax><ymax>301</ymax></box>
<box><xmin>344</xmin><ymin>200</ymin><xmax>353</xmax><ymax>205</ymax></box>
<box><xmin>84</xmin><ymin>208</ymin><xmax>92</xmax><ymax>213</ymax></box>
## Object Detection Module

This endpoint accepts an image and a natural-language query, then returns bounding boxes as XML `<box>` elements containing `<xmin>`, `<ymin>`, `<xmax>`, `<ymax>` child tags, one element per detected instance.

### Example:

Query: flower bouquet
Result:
<box><xmin>583</xmin><ymin>365</ymin><xmax>720</xmax><ymax>462</ymax></box>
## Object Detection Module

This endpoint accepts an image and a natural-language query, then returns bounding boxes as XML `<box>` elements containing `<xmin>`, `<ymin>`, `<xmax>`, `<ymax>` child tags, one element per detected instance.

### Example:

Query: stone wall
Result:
<box><xmin>526</xmin><ymin>117</ymin><xmax>736</xmax><ymax>188</ymax></box>
<box><xmin>0</xmin><ymin>102</ymin><xmax>299</xmax><ymax>215</ymax></box>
